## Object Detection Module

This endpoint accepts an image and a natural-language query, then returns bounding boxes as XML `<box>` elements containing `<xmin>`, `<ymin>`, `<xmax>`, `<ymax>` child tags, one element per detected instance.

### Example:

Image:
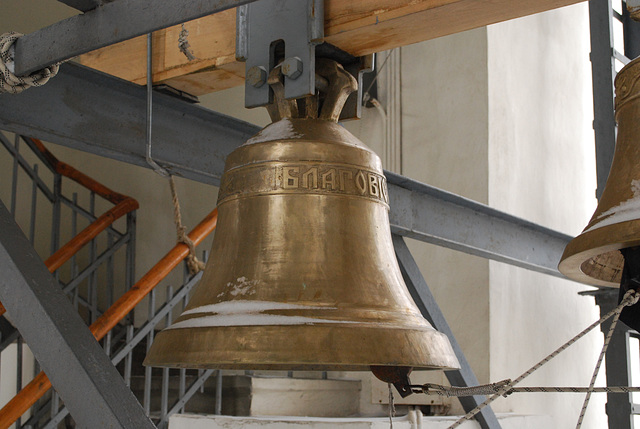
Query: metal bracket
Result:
<box><xmin>341</xmin><ymin>53</ymin><xmax>374</xmax><ymax>121</ymax></box>
<box><xmin>237</xmin><ymin>0</ymin><xmax>324</xmax><ymax>108</ymax></box>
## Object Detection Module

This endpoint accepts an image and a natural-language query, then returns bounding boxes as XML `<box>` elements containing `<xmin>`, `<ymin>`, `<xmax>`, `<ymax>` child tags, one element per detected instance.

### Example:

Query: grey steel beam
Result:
<box><xmin>0</xmin><ymin>62</ymin><xmax>258</xmax><ymax>186</ymax></box>
<box><xmin>0</xmin><ymin>62</ymin><xmax>572</xmax><ymax>278</ymax></box>
<box><xmin>57</xmin><ymin>0</ymin><xmax>104</xmax><ymax>12</ymax></box>
<box><xmin>0</xmin><ymin>202</ymin><xmax>155</xmax><ymax>429</ymax></box>
<box><xmin>589</xmin><ymin>0</ymin><xmax>617</xmax><ymax>199</ymax></box>
<box><xmin>593</xmin><ymin>290</ymin><xmax>634</xmax><ymax>429</ymax></box>
<box><xmin>623</xmin><ymin>0</ymin><xmax>640</xmax><ymax>58</ymax></box>
<box><xmin>14</xmin><ymin>0</ymin><xmax>258</xmax><ymax>75</ymax></box>
<box><xmin>386</xmin><ymin>171</ymin><xmax>572</xmax><ymax>279</ymax></box>
<box><xmin>393</xmin><ymin>235</ymin><xmax>501</xmax><ymax>429</ymax></box>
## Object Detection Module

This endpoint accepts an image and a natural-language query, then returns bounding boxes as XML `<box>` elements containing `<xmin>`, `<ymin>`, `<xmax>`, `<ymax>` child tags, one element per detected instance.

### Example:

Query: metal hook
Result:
<box><xmin>145</xmin><ymin>32</ymin><xmax>169</xmax><ymax>178</ymax></box>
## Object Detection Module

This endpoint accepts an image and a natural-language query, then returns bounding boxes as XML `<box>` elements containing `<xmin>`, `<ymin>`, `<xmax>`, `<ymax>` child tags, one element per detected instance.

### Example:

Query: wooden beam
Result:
<box><xmin>77</xmin><ymin>0</ymin><xmax>583</xmax><ymax>96</ymax></box>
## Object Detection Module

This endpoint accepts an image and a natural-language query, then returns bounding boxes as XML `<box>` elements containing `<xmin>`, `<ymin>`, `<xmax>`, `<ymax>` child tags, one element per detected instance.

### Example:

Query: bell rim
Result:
<box><xmin>144</xmin><ymin>323</ymin><xmax>460</xmax><ymax>371</ymax></box>
<box><xmin>558</xmin><ymin>218</ymin><xmax>640</xmax><ymax>287</ymax></box>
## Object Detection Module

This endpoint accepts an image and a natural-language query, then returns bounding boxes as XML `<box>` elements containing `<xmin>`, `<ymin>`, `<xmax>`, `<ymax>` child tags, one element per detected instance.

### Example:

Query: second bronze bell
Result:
<box><xmin>560</xmin><ymin>56</ymin><xmax>640</xmax><ymax>287</ymax></box>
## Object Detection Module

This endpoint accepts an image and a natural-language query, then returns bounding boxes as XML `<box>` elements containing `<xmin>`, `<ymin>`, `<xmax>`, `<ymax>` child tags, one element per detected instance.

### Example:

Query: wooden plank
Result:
<box><xmin>77</xmin><ymin>0</ymin><xmax>583</xmax><ymax>96</ymax></box>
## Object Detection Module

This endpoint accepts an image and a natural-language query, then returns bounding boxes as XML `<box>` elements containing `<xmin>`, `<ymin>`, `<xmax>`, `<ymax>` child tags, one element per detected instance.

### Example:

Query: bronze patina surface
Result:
<box><xmin>145</xmin><ymin>118</ymin><xmax>458</xmax><ymax>370</ymax></box>
<box><xmin>145</xmin><ymin>60</ymin><xmax>459</xmax><ymax>372</ymax></box>
<box><xmin>560</xmin><ymin>56</ymin><xmax>640</xmax><ymax>287</ymax></box>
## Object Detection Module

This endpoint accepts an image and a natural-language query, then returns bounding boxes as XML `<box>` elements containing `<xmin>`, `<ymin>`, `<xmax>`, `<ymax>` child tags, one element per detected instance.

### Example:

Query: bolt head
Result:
<box><xmin>282</xmin><ymin>57</ymin><xmax>303</xmax><ymax>80</ymax></box>
<box><xmin>247</xmin><ymin>66</ymin><xmax>267</xmax><ymax>88</ymax></box>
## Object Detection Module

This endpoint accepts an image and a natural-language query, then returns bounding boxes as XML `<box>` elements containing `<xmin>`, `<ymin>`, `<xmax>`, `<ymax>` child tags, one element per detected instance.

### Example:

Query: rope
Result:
<box><xmin>576</xmin><ymin>288</ymin><xmax>638</xmax><ymax>428</ymax></box>
<box><xmin>178</xmin><ymin>24</ymin><xmax>197</xmax><ymax>62</ymax></box>
<box><xmin>418</xmin><ymin>379</ymin><xmax>513</xmax><ymax>397</ymax></box>
<box><xmin>418</xmin><ymin>382</ymin><xmax>640</xmax><ymax>396</ymax></box>
<box><xmin>446</xmin><ymin>289</ymin><xmax>639</xmax><ymax>429</ymax></box>
<box><xmin>169</xmin><ymin>175</ymin><xmax>206</xmax><ymax>275</ymax></box>
<box><xmin>0</xmin><ymin>32</ymin><xmax>61</xmax><ymax>94</ymax></box>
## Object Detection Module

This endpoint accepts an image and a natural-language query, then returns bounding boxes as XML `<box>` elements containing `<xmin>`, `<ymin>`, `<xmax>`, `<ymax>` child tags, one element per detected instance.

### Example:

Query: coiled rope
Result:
<box><xmin>0</xmin><ymin>32</ymin><xmax>61</xmax><ymax>94</ymax></box>
<box><xmin>413</xmin><ymin>289</ymin><xmax>639</xmax><ymax>429</ymax></box>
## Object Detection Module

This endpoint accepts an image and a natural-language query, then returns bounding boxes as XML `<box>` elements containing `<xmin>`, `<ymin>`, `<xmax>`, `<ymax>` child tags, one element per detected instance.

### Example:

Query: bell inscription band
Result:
<box><xmin>560</xmin><ymin>56</ymin><xmax>640</xmax><ymax>287</ymax></box>
<box><xmin>145</xmin><ymin>60</ymin><xmax>459</xmax><ymax>389</ymax></box>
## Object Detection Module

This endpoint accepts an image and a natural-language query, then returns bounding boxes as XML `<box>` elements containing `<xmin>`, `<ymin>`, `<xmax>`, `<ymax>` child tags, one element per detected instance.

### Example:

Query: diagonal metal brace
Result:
<box><xmin>0</xmin><ymin>202</ymin><xmax>155</xmax><ymax>429</ymax></box>
<box><xmin>393</xmin><ymin>234</ymin><xmax>502</xmax><ymax>429</ymax></box>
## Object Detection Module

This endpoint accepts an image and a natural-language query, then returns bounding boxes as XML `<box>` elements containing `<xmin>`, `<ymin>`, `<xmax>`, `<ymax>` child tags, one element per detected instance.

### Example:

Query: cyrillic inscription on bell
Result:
<box><xmin>219</xmin><ymin>161</ymin><xmax>389</xmax><ymax>205</ymax></box>
<box><xmin>145</xmin><ymin>59</ymin><xmax>459</xmax><ymax>378</ymax></box>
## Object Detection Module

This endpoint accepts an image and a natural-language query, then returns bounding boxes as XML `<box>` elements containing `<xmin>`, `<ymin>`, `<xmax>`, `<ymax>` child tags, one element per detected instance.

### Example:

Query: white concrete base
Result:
<box><xmin>249</xmin><ymin>377</ymin><xmax>361</xmax><ymax>417</ymax></box>
<box><xmin>169</xmin><ymin>413</ymin><xmax>552</xmax><ymax>429</ymax></box>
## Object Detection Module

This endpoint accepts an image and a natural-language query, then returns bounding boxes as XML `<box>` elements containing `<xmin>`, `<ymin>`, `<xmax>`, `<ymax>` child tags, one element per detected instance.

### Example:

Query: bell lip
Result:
<box><xmin>558</xmin><ymin>218</ymin><xmax>640</xmax><ymax>287</ymax></box>
<box><xmin>143</xmin><ymin>324</ymin><xmax>460</xmax><ymax>372</ymax></box>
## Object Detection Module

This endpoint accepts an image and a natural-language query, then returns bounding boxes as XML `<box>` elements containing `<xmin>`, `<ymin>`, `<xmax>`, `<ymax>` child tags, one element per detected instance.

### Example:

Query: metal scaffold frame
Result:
<box><xmin>588</xmin><ymin>0</ymin><xmax>640</xmax><ymax>427</ymax></box>
<box><xmin>0</xmin><ymin>0</ymin><xmax>627</xmax><ymax>428</ymax></box>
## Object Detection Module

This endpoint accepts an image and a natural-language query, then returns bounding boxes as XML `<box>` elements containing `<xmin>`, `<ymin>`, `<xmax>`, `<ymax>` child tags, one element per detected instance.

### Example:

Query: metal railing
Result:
<box><xmin>0</xmin><ymin>134</ymin><xmax>222</xmax><ymax>428</ymax></box>
<box><xmin>5</xmin><ymin>208</ymin><xmax>219</xmax><ymax>428</ymax></box>
<box><xmin>40</xmin><ymin>256</ymin><xmax>218</xmax><ymax>429</ymax></box>
<box><xmin>0</xmin><ymin>133</ymin><xmax>138</xmax><ymax>428</ymax></box>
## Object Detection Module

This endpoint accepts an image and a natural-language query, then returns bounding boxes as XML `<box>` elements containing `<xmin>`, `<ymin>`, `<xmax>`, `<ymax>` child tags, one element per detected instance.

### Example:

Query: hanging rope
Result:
<box><xmin>420</xmin><ymin>289</ymin><xmax>639</xmax><ymax>429</ymax></box>
<box><xmin>0</xmin><ymin>32</ymin><xmax>61</xmax><ymax>94</ymax></box>
<box><xmin>169</xmin><ymin>175</ymin><xmax>206</xmax><ymax>275</ymax></box>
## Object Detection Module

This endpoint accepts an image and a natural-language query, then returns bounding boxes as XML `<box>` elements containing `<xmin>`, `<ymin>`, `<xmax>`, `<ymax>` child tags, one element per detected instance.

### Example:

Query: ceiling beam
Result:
<box><xmin>0</xmin><ymin>62</ymin><xmax>571</xmax><ymax>279</ymax></box>
<box><xmin>76</xmin><ymin>0</ymin><xmax>585</xmax><ymax>96</ymax></box>
<box><xmin>14</xmin><ymin>0</ymin><xmax>258</xmax><ymax>75</ymax></box>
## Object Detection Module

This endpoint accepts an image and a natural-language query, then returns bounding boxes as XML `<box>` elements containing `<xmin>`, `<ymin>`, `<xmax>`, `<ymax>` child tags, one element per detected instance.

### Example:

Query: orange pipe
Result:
<box><xmin>29</xmin><ymin>138</ymin><xmax>130</xmax><ymax>205</ymax></box>
<box><xmin>0</xmin><ymin>209</ymin><xmax>218</xmax><ymax>429</ymax></box>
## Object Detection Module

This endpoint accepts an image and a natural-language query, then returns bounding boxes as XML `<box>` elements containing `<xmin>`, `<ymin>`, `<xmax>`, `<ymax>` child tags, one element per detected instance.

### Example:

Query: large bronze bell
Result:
<box><xmin>559</xmin><ymin>56</ymin><xmax>640</xmax><ymax>287</ymax></box>
<box><xmin>145</xmin><ymin>60</ymin><xmax>459</xmax><ymax>383</ymax></box>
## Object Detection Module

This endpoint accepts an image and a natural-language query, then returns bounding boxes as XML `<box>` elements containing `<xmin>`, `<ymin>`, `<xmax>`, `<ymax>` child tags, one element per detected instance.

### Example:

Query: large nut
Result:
<box><xmin>281</xmin><ymin>57</ymin><xmax>303</xmax><ymax>80</ymax></box>
<box><xmin>247</xmin><ymin>66</ymin><xmax>267</xmax><ymax>87</ymax></box>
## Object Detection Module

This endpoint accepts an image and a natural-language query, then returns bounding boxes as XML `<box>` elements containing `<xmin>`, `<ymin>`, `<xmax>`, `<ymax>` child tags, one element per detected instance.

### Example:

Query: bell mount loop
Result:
<box><xmin>371</xmin><ymin>365</ymin><xmax>415</xmax><ymax>398</ymax></box>
<box><xmin>265</xmin><ymin>58</ymin><xmax>358</xmax><ymax>123</ymax></box>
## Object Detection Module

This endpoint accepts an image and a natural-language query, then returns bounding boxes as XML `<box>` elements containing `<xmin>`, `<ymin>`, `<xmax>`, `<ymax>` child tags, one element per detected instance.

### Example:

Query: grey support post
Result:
<box><xmin>392</xmin><ymin>234</ymin><xmax>502</xmax><ymax>429</ymax></box>
<box><xmin>0</xmin><ymin>202</ymin><xmax>155</xmax><ymax>429</ymax></box>
<box><xmin>593</xmin><ymin>290</ymin><xmax>634</xmax><ymax>429</ymax></box>
<box><xmin>589</xmin><ymin>0</ymin><xmax>617</xmax><ymax>200</ymax></box>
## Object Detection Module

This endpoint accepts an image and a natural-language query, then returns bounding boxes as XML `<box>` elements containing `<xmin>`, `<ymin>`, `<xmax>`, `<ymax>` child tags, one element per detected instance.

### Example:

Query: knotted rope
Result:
<box><xmin>169</xmin><ymin>176</ymin><xmax>206</xmax><ymax>275</ymax></box>
<box><xmin>0</xmin><ymin>32</ymin><xmax>61</xmax><ymax>94</ymax></box>
<box><xmin>434</xmin><ymin>289</ymin><xmax>639</xmax><ymax>429</ymax></box>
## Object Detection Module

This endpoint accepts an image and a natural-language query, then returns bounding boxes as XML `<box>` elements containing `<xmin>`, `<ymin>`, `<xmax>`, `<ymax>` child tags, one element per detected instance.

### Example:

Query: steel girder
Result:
<box><xmin>14</xmin><ymin>0</ymin><xmax>258</xmax><ymax>75</ymax></box>
<box><xmin>0</xmin><ymin>62</ymin><xmax>572</xmax><ymax>278</ymax></box>
<box><xmin>393</xmin><ymin>235</ymin><xmax>502</xmax><ymax>429</ymax></box>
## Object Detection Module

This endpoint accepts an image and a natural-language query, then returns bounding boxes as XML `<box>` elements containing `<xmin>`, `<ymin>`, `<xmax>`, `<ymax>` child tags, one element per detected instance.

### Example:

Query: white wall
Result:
<box><xmin>399</xmin><ymin>28</ymin><xmax>492</xmax><ymax>414</ymax></box>
<box><xmin>487</xmin><ymin>4</ymin><xmax>603</xmax><ymax>428</ymax></box>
